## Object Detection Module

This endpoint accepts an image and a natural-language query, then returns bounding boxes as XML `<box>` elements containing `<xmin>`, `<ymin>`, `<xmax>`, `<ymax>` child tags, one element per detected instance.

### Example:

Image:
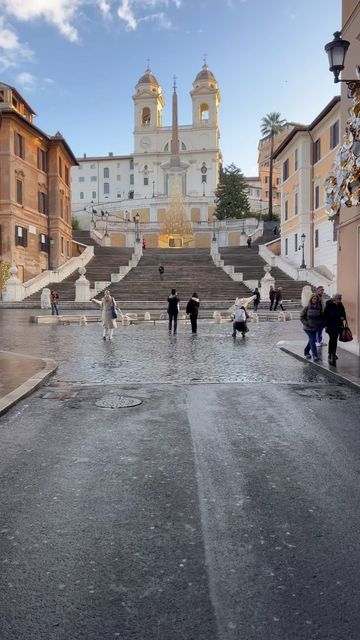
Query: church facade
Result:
<box><xmin>71</xmin><ymin>64</ymin><xmax>223</xmax><ymax>247</ymax></box>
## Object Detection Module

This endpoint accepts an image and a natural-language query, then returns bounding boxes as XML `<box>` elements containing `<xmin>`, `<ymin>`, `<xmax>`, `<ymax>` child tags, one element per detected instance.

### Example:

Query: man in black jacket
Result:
<box><xmin>186</xmin><ymin>293</ymin><xmax>200</xmax><ymax>334</ymax></box>
<box><xmin>167</xmin><ymin>288</ymin><xmax>180</xmax><ymax>335</ymax></box>
<box><xmin>323</xmin><ymin>293</ymin><xmax>347</xmax><ymax>365</ymax></box>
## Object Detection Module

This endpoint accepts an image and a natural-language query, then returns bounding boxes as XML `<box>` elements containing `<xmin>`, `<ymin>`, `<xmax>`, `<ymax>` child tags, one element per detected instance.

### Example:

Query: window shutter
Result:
<box><xmin>23</xmin><ymin>228</ymin><xmax>28</xmax><ymax>248</ymax></box>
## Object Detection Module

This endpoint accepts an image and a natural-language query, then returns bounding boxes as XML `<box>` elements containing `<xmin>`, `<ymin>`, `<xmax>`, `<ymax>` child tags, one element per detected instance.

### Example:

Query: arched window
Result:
<box><xmin>142</xmin><ymin>107</ymin><xmax>151</xmax><ymax>125</ymax></box>
<box><xmin>199</xmin><ymin>103</ymin><xmax>209</xmax><ymax>123</ymax></box>
<box><xmin>103</xmin><ymin>167</ymin><xmax>109</xmax><ymax>178</ymax></box>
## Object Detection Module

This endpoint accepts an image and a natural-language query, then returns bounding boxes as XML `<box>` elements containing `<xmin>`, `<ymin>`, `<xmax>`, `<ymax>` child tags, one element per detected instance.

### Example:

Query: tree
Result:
<box><xmin>0</xmin><ymin>261</ymin><xmax>10</xmax><ymax>298</ymax></box>
<box><xmin>72</xmin><ymin>215</ymin><xmax>80</xmax><ymax>230</ymax></box>
<box><xmin>260</xmin><ymin>112</ymin><xmax>286</xmax><ymax>221</ymax></box>
<box><xmin>215</xmin><ymin>163</ymin><xmax>250</xmax><ymax>219</ymax></box>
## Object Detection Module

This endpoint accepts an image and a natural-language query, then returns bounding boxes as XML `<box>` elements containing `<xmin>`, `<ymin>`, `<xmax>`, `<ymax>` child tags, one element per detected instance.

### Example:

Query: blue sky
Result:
<box><xmin>0</xmin><ymin>0</ymin><xmax>341</xmax><ymax>175</ymax></box>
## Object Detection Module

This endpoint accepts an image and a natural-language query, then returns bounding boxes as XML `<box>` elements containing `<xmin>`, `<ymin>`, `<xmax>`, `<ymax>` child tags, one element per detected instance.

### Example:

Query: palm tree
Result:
<box><xmin>260</xmin><ymin>112</ymin><xmax>286</xmax><ymax>221</ymax></box>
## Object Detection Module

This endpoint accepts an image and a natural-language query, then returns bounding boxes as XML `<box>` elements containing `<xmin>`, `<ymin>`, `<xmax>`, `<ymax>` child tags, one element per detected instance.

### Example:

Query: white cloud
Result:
<box><xmin>0</xmin><ymin>0</ymin><xmax>82</xmax><ymax>42</ymax></box>
<box><xmin>117</xmin><ymin>0</ymin><xmax>181</xmax><ymax>30</ymax></box>
<box><xmin>0</xmin><ymin>15</ymin><xmax>33</xmax><ymax>70</ymax></box>
<box><xmin>16</xmin><ymin>70</ymin><xmax>36</xmax><ymax>90</ymax></box>
<box><xmin>117</xmin><ymin>0</ymin><xmax>137</xmax><ymax>29</ymax></box>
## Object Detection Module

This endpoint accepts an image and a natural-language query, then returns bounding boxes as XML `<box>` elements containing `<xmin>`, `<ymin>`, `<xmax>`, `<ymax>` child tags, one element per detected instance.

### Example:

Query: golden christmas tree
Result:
<box><xmin>162</xmin><ymin>183</ymin><xmax>193</xmax><ymax>237</ymax></box>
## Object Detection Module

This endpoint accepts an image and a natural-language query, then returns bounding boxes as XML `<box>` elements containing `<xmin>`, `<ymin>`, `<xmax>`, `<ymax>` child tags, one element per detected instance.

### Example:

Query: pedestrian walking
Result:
<box><xmin>273</xmin><ymin>286</ymin><xmax>285</xmax><ymax>311</ymax></box>
<box><xmin>167</xmin><ymin>288</ymin><xmax>180</xmax><ymax>335</ymax></box>
<box><xmin>315</xmin><ymin>286</ymin><xmax>326</xmax><ymax>346</ymax></box>
<box><xmin>158</xmin><ymin>264</ymin><xmax>165</xmax><ymax>281</ymax></box>
<box><xmin>269</xmin><ymin>285</ymin><xmax>276</xmax><ymax>311</ymax></box>
<box><xmin>142</xmin><ymin>239</ymin><xmax>146</xmax><ymax>250</ymax></box>
<box><xmin>300</xmin><ymin>293</ymin><xmax>323</xmax><ymax>361</ymax></box>
<box><xmin>186</xmin><ymin>292</ymin><xmax>200</xmax><ymax>334</ymax></box>
<box><xmin>50</xmin><ymin>290</ymin><xmax>59</xmax><ymax>316</ymax></box>
<box><xmin>247</xmin><ymin>236</ymin><xmax>252</xmax><ymax>249</ymax></box>
<box><xmin>231</xmin><ymin>305</ymin><xmax>249</xmax><ymax>338</ymax></box>
<box><xmin>323</xmin><ymin>293</ymin><xmax>347</xmax><ymax>366</ymax></box>
<box><xmin>92</xmin><ymin>290</ymin><xmax>123</xmax><ymax>341</ymax></box>
<box><xmin>252</xmin><ymin>287</ymin><xmax>260</xmax><ymax>313</ymax></box>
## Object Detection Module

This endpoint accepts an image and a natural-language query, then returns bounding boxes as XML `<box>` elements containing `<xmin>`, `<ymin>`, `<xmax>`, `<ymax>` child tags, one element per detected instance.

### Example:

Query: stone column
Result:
<box><xmin>260</xmin><ymin>265</ymin><xmax>275</xmax><ymax>302</ymax></box>
<box><xmin>41</xmin><ymin>288</ymin><xmax>51</xmax><ymax>309</ymax></box>
<box><xmin>75</xmin><ymin>267</ymin><xmax>91</xmax><ymax>302</ymax></box>
<box><xmin>3</xmin><ymin>266</ymin><xmax>25</xmax><ymax>302</ymax></box>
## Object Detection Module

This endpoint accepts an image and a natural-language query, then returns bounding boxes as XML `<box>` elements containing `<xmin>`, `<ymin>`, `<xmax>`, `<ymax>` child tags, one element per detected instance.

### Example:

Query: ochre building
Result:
<box><xmin>0</xmin><ymin>82</ymin><xmax>78</xmax><ymax>282</ymax></box>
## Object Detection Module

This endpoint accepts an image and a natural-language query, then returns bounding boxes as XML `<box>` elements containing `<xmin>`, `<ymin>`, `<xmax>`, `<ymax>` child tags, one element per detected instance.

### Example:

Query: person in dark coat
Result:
<box><xmin>158</xmin><ymin>264</ymin><xmax>164</xmax><ymax>281</ymax></box>
<box><xmin>269</xmin><ymin>285</ymin><xmax>276</xmax><ymax>311</ymax></box>
<box><xmin>247</xmin><ymin>236</ymin><xmax>252</xmax><ymax>248</ymax></box>
<box><xmin>167</xmin><ymin>288</ymin><xmax>180</xmax><ymax>335</ymax></box>
<box><xmin>323</xmin><ymin>293</ymin><xmax>347</xmax><ymax>365</ymax></box>
<box><xmin>186</xmin><ymin>293</ymin><xmax>200</xmax><ymax>334</ymax></box>
<box><xmin>300</xmin><ymin>293</ymin><xmax>323</xmax><ymax>361</ymax></box>
<box><xmin>273</xmin><ymin>286</ymin><xmax>284</xmax><ymax>311</ymax></box>
<box><xmin>252</xmin><ymin>287</ymin><xmax>260</xmax><ymax>313</ymax></box>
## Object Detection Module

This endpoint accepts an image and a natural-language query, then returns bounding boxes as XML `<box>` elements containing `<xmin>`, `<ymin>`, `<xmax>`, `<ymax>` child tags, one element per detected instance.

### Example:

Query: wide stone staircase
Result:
<box><xmin>218</xmin><ymin>245</ymin><xmax>307</xmax><ymax>302</ymax></box>
<box><xmin>105</xmin><ymin>248</ymin><xmax>251</xmax><ymax>311</ymax></box>
<box><xmin>25</xmin><ymin>232</ymin><xmax>133</xmax><ymax>303</ymax></box>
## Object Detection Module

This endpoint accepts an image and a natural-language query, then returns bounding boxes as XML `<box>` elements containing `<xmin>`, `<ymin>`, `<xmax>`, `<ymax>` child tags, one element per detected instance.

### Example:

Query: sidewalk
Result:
<box><xmin>278</xmin><ymin>340</ymin><xmax>360</xmax><ymax>391</ymax></box>
<box><xmin>0</xmin><ymin>351</ymin><xmax>57</xmax><ymax>416</ymax></box>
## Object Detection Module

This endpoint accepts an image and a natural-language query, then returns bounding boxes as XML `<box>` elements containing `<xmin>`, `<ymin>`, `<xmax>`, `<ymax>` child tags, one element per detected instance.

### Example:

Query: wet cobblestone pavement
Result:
<box><xmin>0</xmin><ymin>310</ymin><xmax>330</xmax><ymax>385</ymax></box>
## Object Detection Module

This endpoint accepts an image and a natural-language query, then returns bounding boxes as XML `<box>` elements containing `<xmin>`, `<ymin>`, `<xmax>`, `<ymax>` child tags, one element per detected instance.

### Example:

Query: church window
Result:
<box><xmin>92</xmin><ymin>191</ymin><xmax>96</xmax><ymax>199</ymax></box>
<box><xmin>142</xmin><ymin>107</ymin><xmax>151</xmax><ymax>126</ymax></box>
<box><xmin>129</xmin><ymin>159</ymin><xmax>134</xmax><ymax>170</ymax></box>
<box><xmin>199</xmin><ymin>103</ymin><xmax>209</xmax><ymax>123</ymax></box>
<box><xmin>79</xmin><ymin>177</ymin><xmax>85</xmax><ymax>182</ymax></box>
<box><xmin>104</xmin><ymin>182</ymin><xmax>110</xmax><ymax>194</ymax></box>
<box><xmin>91</xmin><ymin>176</ymin><xmax>97</xmax><ymax>182</ymax></box>
<box><xmin>130</xmin><ymin>174</ymin><xmax>134</xmax><ymax>185</ymax></box>
<box><xmin>80</xmin><ymin>192</ymin><xmax>84</xmax><ymax>199</ymax></box>
<box><xmin>144</xmin><ymin>177</ymin><xmax>149</xmax><ymax>186</ymax></box>
<box><xmin>103</xmin><ymin>167</ymin><xmax>109</xmax><ymax>178</ymax></box>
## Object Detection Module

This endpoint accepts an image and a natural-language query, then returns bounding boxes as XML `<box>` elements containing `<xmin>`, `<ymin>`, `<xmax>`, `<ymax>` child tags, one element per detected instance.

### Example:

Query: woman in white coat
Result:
<box><xmin>92</xmin><ymin>290</ymin><xmax>123</xmax><ymax>340</ymax></box>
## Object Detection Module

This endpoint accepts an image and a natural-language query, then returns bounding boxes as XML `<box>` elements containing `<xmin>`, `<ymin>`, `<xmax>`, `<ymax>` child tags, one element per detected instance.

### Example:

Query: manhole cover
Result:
<box><xmin>95</xmin><ymin>396</ymin><xmax>142</xmax><ymax>409</ymax></box>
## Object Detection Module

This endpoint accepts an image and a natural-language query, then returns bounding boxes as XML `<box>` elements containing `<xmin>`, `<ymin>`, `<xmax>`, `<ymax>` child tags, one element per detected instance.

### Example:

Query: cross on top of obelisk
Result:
<box><xmin>203</xmin><ymin>53</ymin><xmax>208</xmax><ymax>66</ymax></box>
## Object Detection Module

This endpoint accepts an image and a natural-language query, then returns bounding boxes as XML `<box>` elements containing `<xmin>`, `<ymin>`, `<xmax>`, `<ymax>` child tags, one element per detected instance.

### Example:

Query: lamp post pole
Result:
<box><xmin>300</xmin><ymin>233</ymin><xmax>306</xmax><ymax>269</ymax></box>
<box><xmin>212</xmin><ymin>214</ymin><xmax>217</xmax><ymax>242</ymax></box>
<box><xmin>135</xmin><ymin>213</ymin><xmax>140</xmax><ymax>242</ymax></box>
<box><xmin>152</xmin><ymin>181</ymin><xmax>155</xmax><ymax>198</ymax></box>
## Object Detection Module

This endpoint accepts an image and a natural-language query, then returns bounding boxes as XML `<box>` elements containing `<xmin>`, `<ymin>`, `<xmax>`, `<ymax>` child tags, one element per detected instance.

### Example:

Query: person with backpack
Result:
<box><xmin>252</xmin><ymin>287</ymin><xmax>260</xmax><ymax>313</ymax></box>
<box><xmin>167</xmin><ymin>288</ymin><xmax>180</xmax><ymax>335</ymax></box>
<box><xmin>186</xmin><ymin>292</ymin><xmax>200</xmax><ymax>334</ymax></box>
<box><xmin>232</xmin><ymin>305</ymin><xmax>249</xmax><ymax>338</ymax></box>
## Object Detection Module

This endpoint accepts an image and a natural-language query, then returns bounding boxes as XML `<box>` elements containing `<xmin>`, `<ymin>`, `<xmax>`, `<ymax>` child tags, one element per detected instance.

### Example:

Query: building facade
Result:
<box><xmin>71</xmin><ymin>64</ymin><xmax>222</xmax><ymax>247</ymax></box>
<box><xmin>257</xmin><ymin>124</ymin><xmax>296</xmax><ymax>216</ymax></box>
<box><xmin>273</xmin><ymin>97</ymin><xmax>340</xmax><ymax>281</ymax></box>
<box><xmin>335</xmin><ymin>0</ymin><xmax>360</xmax><ymax>349</ymax></box>
<box><xmin>0</xmin><ymin>83</ymin><xmax>78</xmax><ymax>282</ymax></box>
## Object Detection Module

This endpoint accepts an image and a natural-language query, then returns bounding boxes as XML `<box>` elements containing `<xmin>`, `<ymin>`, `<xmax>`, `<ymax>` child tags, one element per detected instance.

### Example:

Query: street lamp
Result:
<box><xmin>325</xmin><ymin>31</ymin><xmax>360</xmax><ymax>95</ymax></box>
<box><xmin>299</xmin><ymin>233</ymin><xmax>306</xmax><ymax>269</ymax></box>
<box><xmin>212</xmin><ymin>213</ymin><xmax>217</xmax><ymax>242</ymax></box>
<box><xmin>152</xmin><ymin>181</ymin><xmax>155</xmax><ymax>198</ymax></box>
<box><xmin>135</xmin><ymin>212</ymin><xmax>140</xmax><ymax>242</ymax></box>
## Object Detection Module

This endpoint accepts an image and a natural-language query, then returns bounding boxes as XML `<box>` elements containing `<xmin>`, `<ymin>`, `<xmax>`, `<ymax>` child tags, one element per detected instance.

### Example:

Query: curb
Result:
<box><xmin>0</xmin><ymin>352</ymin><xmax>58</xmax><ymax>416</ymax></box>
<box><xmin>279</xmin><ymin>344</ymin><xmax>360</xmax><ymax>393</ymax></box>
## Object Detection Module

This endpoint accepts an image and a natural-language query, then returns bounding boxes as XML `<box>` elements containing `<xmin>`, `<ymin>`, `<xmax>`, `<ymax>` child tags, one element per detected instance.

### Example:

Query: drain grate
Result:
<box><xmin>95</xmin><ymin>395</ymin><xmax>142</xmax><ymax>409</ymax></box>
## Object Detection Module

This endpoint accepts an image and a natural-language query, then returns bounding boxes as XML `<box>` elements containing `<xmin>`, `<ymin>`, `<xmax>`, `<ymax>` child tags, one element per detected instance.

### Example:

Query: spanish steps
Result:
<box><xmin>23</xmin><ymin>228</ymin><xmax>309</xmax><ymax>310</ymax></box>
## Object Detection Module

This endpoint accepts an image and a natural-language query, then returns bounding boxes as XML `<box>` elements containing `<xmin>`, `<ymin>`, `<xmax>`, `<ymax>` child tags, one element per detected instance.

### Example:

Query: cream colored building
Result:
<box><xmin>273</xmin><ymin>97</ymin><xmax>340</xmax><ymax>281</ymax></box>
<box><xmin>71</xmin><ymin>64</ymin><xmax>224</xmax><ymax>247</ymax></box>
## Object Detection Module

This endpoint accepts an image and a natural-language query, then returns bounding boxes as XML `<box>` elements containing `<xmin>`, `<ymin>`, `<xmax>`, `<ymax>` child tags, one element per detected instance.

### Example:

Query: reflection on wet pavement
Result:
<box><xmin>0</xmin><ymin>310</ymin><xmax>330</xmax><ymax>385</ymax></box>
